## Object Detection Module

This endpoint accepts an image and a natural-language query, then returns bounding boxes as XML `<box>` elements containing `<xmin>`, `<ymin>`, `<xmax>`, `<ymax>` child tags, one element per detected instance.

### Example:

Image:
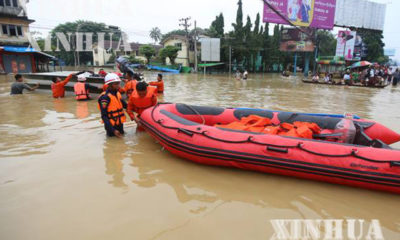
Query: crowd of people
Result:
<box><xmin>312</xmin><ymin>65</ymin><xmax>400</xmax><ymax>87</ymax></box>
<box><xmin>10</xmin><ymin>69</ymin><xmax>165</xmax><ymax>138</ymax></box>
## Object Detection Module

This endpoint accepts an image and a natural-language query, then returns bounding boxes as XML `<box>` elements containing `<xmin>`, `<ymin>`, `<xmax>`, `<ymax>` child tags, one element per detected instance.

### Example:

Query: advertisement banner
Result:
<box><xmin>335</xmin><ymin>30</ymin><xmax>356</xmax><ymax>60</ymax></box>
<box><xmin>263</xmin><ymin>0</ymin><xmax>336</xmax><ymax>30</ymax></box>
<box><xmin>335</xmin><ymin>0</ymin><xmax>386</xmax><ymax>31</ymax></box>
<box><xmin>280</xmin><ymin>28</ymin><xmax>315</xmax><ymax>52</ymax></box>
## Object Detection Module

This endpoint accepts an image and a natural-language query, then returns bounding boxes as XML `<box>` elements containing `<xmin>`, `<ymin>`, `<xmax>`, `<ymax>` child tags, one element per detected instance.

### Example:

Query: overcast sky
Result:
<box><xmin>27</xmin><ymin>0</ymin><xmax>399</xmax><ymax>61</ymax></box>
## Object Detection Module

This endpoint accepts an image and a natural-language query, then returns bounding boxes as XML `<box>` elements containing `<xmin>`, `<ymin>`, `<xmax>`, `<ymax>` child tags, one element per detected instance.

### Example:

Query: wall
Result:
<box><xmin>164</xmin><ymin>38</ymin><xmax>191</xmax><ymax>67</ymax></box>
<box><xmin>0</xmin><ymin>16</ymin><xmax>30</xmax><ymax>45</ymax></box>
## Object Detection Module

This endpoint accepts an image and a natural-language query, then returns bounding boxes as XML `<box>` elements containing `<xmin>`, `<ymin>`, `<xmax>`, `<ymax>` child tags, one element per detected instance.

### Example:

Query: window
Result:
<box><xmin>135</xmin><ymin>50</ymin><xmax>139</xmax><ymax>56</ymax></box>
<box><xmin>175</xmin><ymin>43</ymin><xmax>182</xmax><ymax>51</ymax></box>
<box><xmin>5</xmin><ymin>0</ymin><xmax>11</xmax><ymax>7</ymax></box>
<box><xmin>94</xmin><ymin>49</ymin><xmax>98</xmax><ymax>54</ymax></box>
<box><xmin>12</xmin><ymin>0</ymin><xmax>17</xmax><ymax>7</ymax></box>
<box><xmin>2</xmin><ymin>25</ymin><xmax>8</xmax><ymax>35</ymax></box>
<box><xmin>0</xmin><ymin>0</ymin><xmax>4</xmax><ymax>7</ymax></box>
<box><xmin>1</xmin><ymin>25</ymin><xmax>23</xmax><ymax>37</ymax></box>
<box><xmin>8</xmin><ymin>25</ymin><xmax>17</xmax><ymax>36</ymax></box>
<box><xmin>16</xmin><ymin>26</ymin><xmax>22</xmax><ymax>36</ymax></box>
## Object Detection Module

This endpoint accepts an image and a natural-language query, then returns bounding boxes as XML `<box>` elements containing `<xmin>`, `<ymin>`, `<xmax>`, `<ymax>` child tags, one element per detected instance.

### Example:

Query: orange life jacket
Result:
<box><xmin>74</xmin><ymin>82</ymin><xmax>90</xmax><ymax>100</ymax></box>
<box><xmin>215</xmin><ymin>115</ymin><xmax>322</xmax><ymax>139</ymax></box>
<box><xmin>98</xmin><ymin>91</ymin><xmax>126</xmax><ymax>126</ymax></box>
<box><xmin>124</xmin><ymin>80</ymin><xmax>137</xmax><ymax>98</ymax></box>
<box><xmin>130</xmin><ymin>86</ymin><xmax>157</xmax><ymax>115</ymax></box>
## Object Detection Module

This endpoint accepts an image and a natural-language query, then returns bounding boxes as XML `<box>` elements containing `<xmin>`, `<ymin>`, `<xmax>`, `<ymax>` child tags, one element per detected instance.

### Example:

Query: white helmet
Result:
<box><xmin>77</xmin><ymin>74</ymin><xmax>87</xmax><ymax>82</ymax></box>
<box><xmin>104</xmin><ymin>73</ymin><xmax>121</xmax><ymax>85</ymax></box>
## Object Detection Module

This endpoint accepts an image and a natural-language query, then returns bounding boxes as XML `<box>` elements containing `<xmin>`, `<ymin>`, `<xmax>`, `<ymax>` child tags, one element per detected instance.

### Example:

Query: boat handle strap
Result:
<box><xmin>391</xmin><ymin>162</ymin><xmax>400</xmax><ymax>167</ymax></box>
<box><xmin>267</xmin><ymin>146</ymin><xmax>289</xmax><ymax>154</ymax></box>
<box><xmin>177</xmin><ymin>128</ymin><xmax>194</xmax><ymax>137</ymax></box>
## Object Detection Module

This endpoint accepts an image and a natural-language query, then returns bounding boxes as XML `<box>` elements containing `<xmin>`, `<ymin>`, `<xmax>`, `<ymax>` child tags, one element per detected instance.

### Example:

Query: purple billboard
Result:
<box><xmin>263</xmin><ymin>0</ymin><xmax>336</xmax><ymax>30</ymax></box>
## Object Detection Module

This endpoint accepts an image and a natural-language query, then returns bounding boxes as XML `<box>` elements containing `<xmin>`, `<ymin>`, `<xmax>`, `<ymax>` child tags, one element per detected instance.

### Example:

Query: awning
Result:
<box><xmin>0</xmin><ymin>46</ymin><xmax>57</xmax><ymax>60</ymax></box>
<box><xmin>198</xmin><ymin>62</ymin><xmax>225</xmax><ymax>67</ymax></box>
<box><xmin>0</xmin><ymin>46</ymin><xmax>36</xmax><ymax>53</ymax></box>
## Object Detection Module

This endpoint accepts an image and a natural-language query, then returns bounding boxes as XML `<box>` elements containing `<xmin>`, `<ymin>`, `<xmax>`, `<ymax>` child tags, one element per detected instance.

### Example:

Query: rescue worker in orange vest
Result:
<box><xmin>73</xmin><ymin>73</ymin><xmax>100</xmax><ymax>101</ymax></box>
<box><xmin>149</xmin><ymin>73</ymin><xmax>164</xmax><ymax>94</ymax></box>
<box><xmin>98</xmin><ymin>73</ymin><xmax>128</xmax><ymax>138</ymax></box>
<box><xmin>127</xmin><ymin>81</ymin><xmax>157</xmax><ymax>122</ymax></box>
<box><xmin>122</xmin><ymin>70</ymin><xmax>138</xmax><ymax>98</ymax></box>
<box><xmin>51</xmin><ymin>71</ymin><xmax>84</xmax><ymax>98</ymax></box>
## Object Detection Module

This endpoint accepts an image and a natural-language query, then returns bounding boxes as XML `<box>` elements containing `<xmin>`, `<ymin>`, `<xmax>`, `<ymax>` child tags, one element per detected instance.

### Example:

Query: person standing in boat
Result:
<box><xmin>10</xmin><ymin>74</ymin><xmax>39</xmax><ymax>95</ymax></box>
<box><xmin>51</xmin><ymin>71</ymin><xmax>84</xmax><ymax>98</ymax></box>
<box><xmin>98</xmin><ymin>73</ymin><xmax>127</xmax><ymax>138</ymax></box>
<box><xmin>127</xmin><ymin>81</ymin><xmax>157</xmax><ymax>123</ymax></box>
<box><xmin>149</xmin><ymin>73</ymin><xmax>164</xmax><ymax>94</ymax></box>
<box><xmin>393</xmin><ymin>68</ymin><xmax>400</xmax><ymax>86</ymax></box>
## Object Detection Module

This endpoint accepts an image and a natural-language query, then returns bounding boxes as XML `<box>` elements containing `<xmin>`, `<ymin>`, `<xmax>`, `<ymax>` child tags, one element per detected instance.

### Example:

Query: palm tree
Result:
<box><xmin>149</xmin><ymin>27</ymin><xmax>162</xmax><ymax>44</ymax></box>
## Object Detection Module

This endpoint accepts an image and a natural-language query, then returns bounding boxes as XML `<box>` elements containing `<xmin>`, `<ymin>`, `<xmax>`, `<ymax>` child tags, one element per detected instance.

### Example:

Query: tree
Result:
<box><xmin>231</xmin><ymin>0</ymin><xmax>245</xmax><ymax>64</ymax></box>
<box><xmin>208</xmin><ymin>13</ymin><xmax>225</xmax><ymax>38</ymax></box>
<box><xmin>159</xmin><ymin>45</ymin><xmax>180</xmax><ymax>65</ymax></box>
<box><xmin>356</xmin><ymin>29</ymin><xmax>385</xmax><ymax>62</ymax></box>
<box><xmin>316</xmin><ymin>30</ymin><xmax>336</xmax><ymax>56</ymax></box>
<box><xmin>161</xmin><ymin>29</ymin><xmax>186</xmax><ymax>42</ymax></box>
<box><xmin>50</xmin><ymin>20</ymin><xmax>120</xmax><ymax>65</ymax></box>
<box><xmin>149</xmin><ymin>27</ymin><xmax>162</xmax><ymax>44</ymax></box>
<box><xmin>139</xmin><ymin>45</ymin><xmax>156</xmax><ymax>64</ymax></box>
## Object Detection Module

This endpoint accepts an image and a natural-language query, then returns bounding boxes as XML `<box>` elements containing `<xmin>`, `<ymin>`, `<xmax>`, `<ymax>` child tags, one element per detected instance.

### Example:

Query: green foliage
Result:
<box><xmin>161</xmin><ymin>30</ymin><xmax>186</xmax><ymax>43</ymax></box>
<box><xmin>150</xmin><ymin>27</ymin><xmax>162</xmax><ymax>44</ymax></box>
<box><xmin>139</xmin><ymin>45</ymin><xmax>156</xmax><ymax>64</ymax></box>
<box><xmin>208</xmin><ymin>13</ymin><xmax>224</xmax><ymax>38</ymax></box>
<box><xmin>159</xmin><ymin>45</ymin><xmax>180</xmax><ymax>64</ymax></box>
<box><xmin>50</xmin><ymin>20</ymin><xmax>120</xmax><ymax>65</ymax></box>
<box><xmin>356</xmin><ymin>29</ymin><xmax>385</xmax><ymax>62</ymax></box>
<box><xmin>128</xmin><ymin>55</ymin><xmax>145</xmax><ymax>64</ymax></box>
<box><xmin>107</xmin><ymin>52</ymin><xmax>116</xmax><ymax>64</ymax></box>
<box><xmin>317</xmin><ymin>30</ymin><xmax>336</xmax><ymax>56</ymax></box>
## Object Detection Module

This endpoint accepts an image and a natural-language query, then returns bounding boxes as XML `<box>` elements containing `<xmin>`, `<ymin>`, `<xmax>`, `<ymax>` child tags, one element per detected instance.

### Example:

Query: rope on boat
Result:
<box><xmin>147</xmin><ymin>103</ymin><xmax>400</xmax><ymax>166</ymax></box>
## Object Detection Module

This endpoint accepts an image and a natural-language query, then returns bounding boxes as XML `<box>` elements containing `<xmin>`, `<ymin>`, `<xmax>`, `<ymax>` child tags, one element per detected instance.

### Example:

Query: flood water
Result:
<box><xmin>0</xmin><ymin>73</ymin><xmax>399</xmax><ymax>239</ymax></box>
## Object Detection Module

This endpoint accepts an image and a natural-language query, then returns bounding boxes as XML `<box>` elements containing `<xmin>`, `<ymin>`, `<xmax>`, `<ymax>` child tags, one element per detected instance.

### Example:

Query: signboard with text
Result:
<box><xmin>280</xmin><ymin>28</ymin><xmax>315</xmax><ymax>52</ymax></box>
<box><xmin>335</xmin><ymin>30</ymin><xmax>356</xmax><ymax>60</ymax></box>
<box><xmin>263</xmin><ymin>0</ymin><xmax>336</xmax><ymax>30</ymax></box>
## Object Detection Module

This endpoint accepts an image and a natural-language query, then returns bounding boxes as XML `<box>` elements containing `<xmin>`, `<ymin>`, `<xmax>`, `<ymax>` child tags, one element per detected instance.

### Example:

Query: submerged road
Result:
<box><xmin>0</xmin><ymin>72</ymin><xmax>399</xmax><ymax>239</ymax></box>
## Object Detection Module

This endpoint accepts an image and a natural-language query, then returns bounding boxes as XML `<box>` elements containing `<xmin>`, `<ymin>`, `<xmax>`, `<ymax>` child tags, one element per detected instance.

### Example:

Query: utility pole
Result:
<box><xmin>229</xmin><ymin>45</ymin><xmax>232</xmax><ymax>75</ymax></box>
<box><xmin>179</xmin><ymin>17</ymin><xmax>191</xmax><ymax>67</ymax></box>
<box><xmin>194</xmin><ymin>20</ymin><xmax>198</xmax><ymax>73</ymax></box>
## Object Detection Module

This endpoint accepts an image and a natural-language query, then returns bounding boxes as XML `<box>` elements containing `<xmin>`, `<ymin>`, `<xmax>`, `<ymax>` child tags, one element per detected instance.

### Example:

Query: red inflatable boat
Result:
<box><xmin>139</xmin><ymin>103</ymin><xmax>400</xmax><ymax>194</ymax></box>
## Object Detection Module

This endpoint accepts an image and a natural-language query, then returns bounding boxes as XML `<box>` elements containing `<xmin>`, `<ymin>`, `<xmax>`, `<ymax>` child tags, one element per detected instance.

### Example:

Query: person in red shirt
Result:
<box><xmin>149</xmin><ymin>73</ymin><xmax>164</xmax><ymax>94</ymax></box>
<box><xmin>51</xmin><ymin>71</ymin><xmax>84</xmax><ymax>98</ymax></box>
<box><xmin>127</xmin><ymin>81</ymin><xmax>157</xmax><ymax>122</ymax></box>
<box><xmin>98</xmin><ymin>69</ymin><xmax>107</xmax><ymax>77</ymax></box>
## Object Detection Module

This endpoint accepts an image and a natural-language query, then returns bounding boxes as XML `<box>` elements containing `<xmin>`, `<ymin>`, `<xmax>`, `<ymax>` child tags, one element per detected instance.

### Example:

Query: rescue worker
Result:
<box><xmin>149</xmin><ymin>73</ymin><xmax>164</xmax><ymax>94</ymax></box>
<box><xmin>10</xmin><ymin>74</ymin><xmax>39</xmax><ymax>95</ymax></box>
<box><xmin>127</xmin><ymin>81</ymin><xmax>157</xmax><ymax>122</ymax></box>
<box><xmin>122</xmin><ymin>70</ymin><xmax>137</xmax><ymax>98</ymax></box>
<box><xmin>73</xmin><ymin>73</ymin><xmax>100</xmax><ymax>101</ymax></box>
<box><xmin>98</xmin><ymin>73</ymin><xmax>128</xmax><ymax>138</ymax></box>
<box><xmin>98</xmin><ymin>68</ymin><xmax>107</xmax><ymax>77</ymax></box>
<box><xmin>51</xmin><ymin>71</ymin><xmax>84</xmax><ymax>98</ymax></box>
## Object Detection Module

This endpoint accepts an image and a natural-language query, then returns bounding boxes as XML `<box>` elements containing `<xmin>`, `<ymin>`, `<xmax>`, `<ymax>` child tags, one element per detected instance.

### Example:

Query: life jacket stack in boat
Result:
<box><xmin>215</xmin><ymin>115</ymin><xmax>321</xmax><ymax>139</ymax></box>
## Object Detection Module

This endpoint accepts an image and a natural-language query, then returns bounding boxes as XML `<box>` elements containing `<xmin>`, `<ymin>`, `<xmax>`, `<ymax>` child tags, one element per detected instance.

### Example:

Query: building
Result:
<box><xmin>161</xmin><ymin>35</ymin><xmax>195</xmax><ymax>67</ymax></box>
<box><xmin>0</xmin><ymin>0</ymin><xmax>55</xmax><ymax>73</ymax></box>
<box><xmin>92</xmin><ymin>40</ymin><xmax>161</xmax><ymax>66</ymax></box>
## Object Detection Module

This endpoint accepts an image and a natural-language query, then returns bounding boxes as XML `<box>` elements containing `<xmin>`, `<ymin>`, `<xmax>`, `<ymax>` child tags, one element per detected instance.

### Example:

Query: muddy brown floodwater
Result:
<box><xmin>0</xmin><ymin>73</ymin><xmax>399</xmax><ymax>240</ymax></box>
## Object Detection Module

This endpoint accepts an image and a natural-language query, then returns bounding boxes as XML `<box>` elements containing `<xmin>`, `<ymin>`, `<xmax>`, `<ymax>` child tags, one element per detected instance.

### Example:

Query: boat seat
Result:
<box><xmin>354</xmin><ymin>123</ymin><xmax>391</xmax><ymax>149</ymax></box>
